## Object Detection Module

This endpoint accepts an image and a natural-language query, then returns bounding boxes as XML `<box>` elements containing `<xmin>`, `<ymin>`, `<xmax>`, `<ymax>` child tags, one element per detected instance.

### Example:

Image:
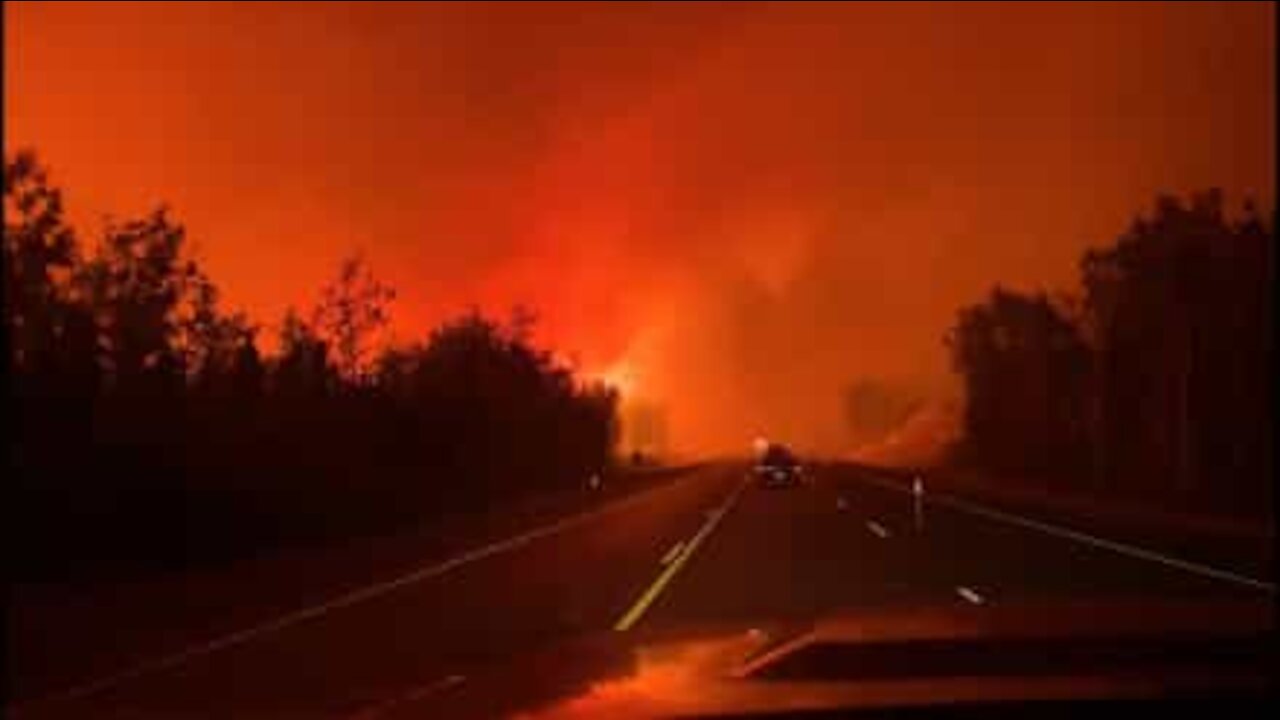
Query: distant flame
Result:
<box><xmin>594</xmin><ymin>359</ymin><xmax>638</xmax><ymax>399</ymax></box>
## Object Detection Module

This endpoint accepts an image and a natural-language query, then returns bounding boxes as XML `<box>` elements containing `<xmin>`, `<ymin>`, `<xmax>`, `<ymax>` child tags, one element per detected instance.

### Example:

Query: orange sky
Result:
<box><xmin>5</xmin><ymin>1</ymin><xmax>1274</xmax><ymax>455</ymax></box>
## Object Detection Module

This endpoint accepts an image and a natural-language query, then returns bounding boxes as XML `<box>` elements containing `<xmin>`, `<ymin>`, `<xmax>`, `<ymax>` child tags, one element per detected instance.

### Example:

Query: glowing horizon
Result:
<box><xmin>6</xmin><ymin>1</ymin><xmax>1273</xmax><ymax>456</ymax></box>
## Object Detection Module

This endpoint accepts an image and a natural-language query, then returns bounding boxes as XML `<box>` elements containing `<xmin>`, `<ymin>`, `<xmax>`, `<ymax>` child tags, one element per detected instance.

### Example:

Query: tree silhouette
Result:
<box><xmin>313</xmin><ymin>254</ymin><xmax>394</xmax><ymax>385</ymax></box>
<box><xmin>5</xmin><ymin>150</ymin><xmax>623</xmax><ymax>582</ymax></box>
<box><xmin>947</xmin><ymin>287</ymin><xmax>1091</xmax><ymax>481</ymax></box>
<box><xmin>950</xmin><ymin>189</ymin><xmax>1273</xmax><ymax>515</ymax></box>
<box><xmin>77</xmin><ymin>207</ymin><xmax>196</xmax><ymax>396</ymax></box>
<box><xmin>4</xmin><ymin>150</ymin><xmax>82</xmax><ymax>387</ymax></box>
<box><xmin>274</xmin><ymin>307</ymin><xmax>333</xmax><ymax>398</ymax></box>
<box><xmin>1080</xmin><ymin>190</ymin><xmax>1272</xmax><ymax>508</ymax></box>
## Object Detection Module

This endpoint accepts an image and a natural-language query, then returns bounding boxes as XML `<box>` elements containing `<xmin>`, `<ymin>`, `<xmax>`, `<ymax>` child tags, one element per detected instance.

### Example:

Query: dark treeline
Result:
<box><xmin>5</xmin><ymin>151</ymin><xmax>618</xmax><ymax>581</ymax></box>
<box><xmin>947</xmin><ymin>189</ymin><xmax>1273</xmax><ymax>518</ymax></box>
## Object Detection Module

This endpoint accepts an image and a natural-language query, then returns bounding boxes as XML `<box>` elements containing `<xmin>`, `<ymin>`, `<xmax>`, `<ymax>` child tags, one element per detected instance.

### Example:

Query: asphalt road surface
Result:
<box><xmin>8</xmin><ymin>462</ymin><xmax>1273</xmax><ymax>718</ymax></box>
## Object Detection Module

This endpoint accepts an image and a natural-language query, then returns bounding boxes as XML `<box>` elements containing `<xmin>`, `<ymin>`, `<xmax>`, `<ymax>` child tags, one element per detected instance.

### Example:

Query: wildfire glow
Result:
<box><xmin>594</xmin><ymin>359</ymin><xmax>638</xmax><ymax>399</ymax></box>
<box><xmin>5</xmin><ymin>1</ymin><xmax>1272</xmax><ymax>458</ymax></box>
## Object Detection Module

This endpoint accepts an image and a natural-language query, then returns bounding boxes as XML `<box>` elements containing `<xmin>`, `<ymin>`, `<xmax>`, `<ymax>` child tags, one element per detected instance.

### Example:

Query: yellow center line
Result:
<box><xmin>614</xmin><ymin>479</ymin><xmax>747</xmax><ymax>631</ymax></box>
<box><xmin>660</xmin><ymin>539</ymin><xmax>686</xmax><ymax>566</ymax></box>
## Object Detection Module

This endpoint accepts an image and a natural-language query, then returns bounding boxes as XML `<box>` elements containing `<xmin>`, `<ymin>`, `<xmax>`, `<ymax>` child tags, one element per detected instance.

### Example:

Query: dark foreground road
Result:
<box><xmin>8</xmin><ymin>462</ymin><xmax>1273</xmax><ymax>718</ymax></box>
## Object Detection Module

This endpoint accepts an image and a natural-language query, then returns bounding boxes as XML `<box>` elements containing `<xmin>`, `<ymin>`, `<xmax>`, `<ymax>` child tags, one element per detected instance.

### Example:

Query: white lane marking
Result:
<box><xmin>7</xmin><ymin>474</ymin><xmax>706</xmax><ymax>716</ymax></box>
<box><xmin>956</xmin><ymin>586</ymin><xmax>985</xmax><ymax>604</ymax></box>
<box><xmin>853</xmin><ymin>472</ymin><xmax>1276</xmax><ymax>593</ymax></box>
<box><xmin>866</xmin><ymin>520</ymin><xmax>891</xmax><ymax>539</ymax></box>
<box><xmin>346</xmin><ymin>674</ymin><xmax>467</xmax><ymax>720</ymax></box>
<box><xmin>936</xmin><ymin>492</ymin><xmax>1276</xmax><ymax>592</ymax></box>
<box><xmin>661</xmin><ymin>539</ymin><xmax>687</xmax><ymax>566</ymax></box>
<box><xmin>614</xmin><ymin>478</ymin><xmax>749</xmax><ymax>631</ymax></box>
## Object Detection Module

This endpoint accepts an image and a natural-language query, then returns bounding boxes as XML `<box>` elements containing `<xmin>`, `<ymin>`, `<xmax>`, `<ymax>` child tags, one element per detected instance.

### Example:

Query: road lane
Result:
<box><xmin>13</xmin><ymin>459</ymin><xmax>1270</xmax><ymax>718</ymax></box>
<box><xmin>357</xmin><ymin>462</ymin><xmax>1275</xmax><ymax>717</ymax></box>
<box><xmin>844</xmin><ymin>463</ymin><xmax>1275</xmax><ymax>581</ymax></box>
<box><xmin>11</xmin><ymin>464</ymin><xmax>742</xmax><ymax>719</ymax></box>
<box><xmin>639</xmin><ymin>463</ymin><xmax>1266</xmax><ymax>635</ymax></box>
<box><xmin>612</xmin><ymin>475</ymin><xmax>748</xmax><ymax>631</ymax></box>
<box><xmin>828</xmin><ymin>466</ymin><xmax>1274</xmax><ymax>598</ymax></box>
<box><xmin>7</xmin><ymin>465</ymin><xmax>707</xmax><ymax>704</ymax></box>
<box><xmin>637</xmin><ymin>466</ymin><xmax>938</xmax><ymax>629</ymax></box>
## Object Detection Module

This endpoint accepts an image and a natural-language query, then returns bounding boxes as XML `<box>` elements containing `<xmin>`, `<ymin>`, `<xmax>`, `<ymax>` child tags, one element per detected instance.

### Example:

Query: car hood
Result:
<box><xmin>384</xmin><ymin>598</ymin><xmax>1275</xmax><ymax>719</ymax></box>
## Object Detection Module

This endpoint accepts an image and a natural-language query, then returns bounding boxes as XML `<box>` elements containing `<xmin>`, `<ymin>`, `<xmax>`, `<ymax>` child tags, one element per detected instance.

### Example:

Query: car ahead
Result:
<box><xmin>754</xmin><ymin>443</ymin><xmax>804</xmax><ymax>488</ymax></box>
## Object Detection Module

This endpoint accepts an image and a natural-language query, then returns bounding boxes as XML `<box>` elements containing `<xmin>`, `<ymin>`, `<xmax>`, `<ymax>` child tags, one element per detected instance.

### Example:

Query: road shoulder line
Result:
<box><xmin>8</xmin><ymin>470</ymin><xmax>708</xmax><ymax>716</ymax></box>
<box><xmin>851</xmin><ymin>472</ymin><xmax>1275</xmax><ymax>593</ymax></box>
<box><xmin>345</xmin><ymin>674</ymin><xmax>467</xmax><ymax>720</ymax></box>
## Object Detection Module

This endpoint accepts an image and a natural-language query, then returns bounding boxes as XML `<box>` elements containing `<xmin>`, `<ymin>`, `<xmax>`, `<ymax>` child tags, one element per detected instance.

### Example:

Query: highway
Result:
<box><xmin>8</xmin><ymin>462</ymin><xmax>1273</xmax><ymax>718</ymax></box>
